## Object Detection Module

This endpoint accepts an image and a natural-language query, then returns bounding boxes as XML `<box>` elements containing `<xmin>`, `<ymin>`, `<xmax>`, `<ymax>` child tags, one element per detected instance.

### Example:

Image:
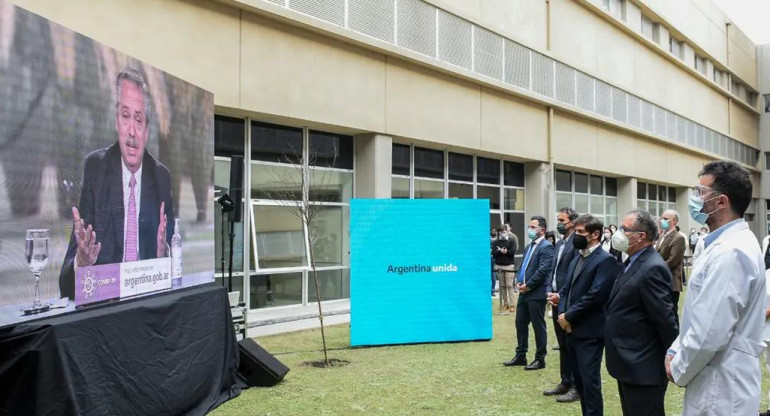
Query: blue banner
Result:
<box><xmin>350</xmin><ymin>199</ymin><xmax>492</xmax><ymax>346</ymax></box>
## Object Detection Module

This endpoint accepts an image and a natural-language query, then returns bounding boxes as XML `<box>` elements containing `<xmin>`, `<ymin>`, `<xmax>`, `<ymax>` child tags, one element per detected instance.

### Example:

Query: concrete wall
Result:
<box><xmin>550</xmin><ymin>0</ymin><xmax>730</xmax><ymax>135</ymax></box>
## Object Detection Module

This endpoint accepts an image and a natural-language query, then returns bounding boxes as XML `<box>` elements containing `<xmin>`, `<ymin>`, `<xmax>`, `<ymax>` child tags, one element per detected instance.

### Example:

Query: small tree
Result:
<box><xmin>261</xmin><ymin>144</ymin><xmax>340</xmax><ymax>367</ymax></box>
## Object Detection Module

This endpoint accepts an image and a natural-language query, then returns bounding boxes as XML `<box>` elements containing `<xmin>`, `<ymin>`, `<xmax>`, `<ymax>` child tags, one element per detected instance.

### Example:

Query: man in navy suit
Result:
<box><xmin>605</xmin><ymin>210</ymin><xmax>678</xmax><ymax>416</ymax></box>
<box><xmin>503</xmin><ymin>215</ymin><xmax>555</xmax><ymax>370</ymax></box>
<box><xmin>543</xmin><ymin>207</ymin><xmax>581</xmax><ymax>403</ymax></box>
<box><xmin>59</xmin><ymin>67</ymin><xmax>174</xmax><ymax>299</ymax></box>
<box><xmin>549</xmin><ymin>214</ymin><xmax>618</xmax><ymax>416</ymax></box>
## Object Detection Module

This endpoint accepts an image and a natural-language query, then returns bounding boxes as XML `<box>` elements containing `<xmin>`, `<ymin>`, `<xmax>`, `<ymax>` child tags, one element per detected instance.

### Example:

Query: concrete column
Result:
<box><xmin>675</xmin><ymin>187</ymin><xmax>694</xmax><ymax>233</ymax></box>
<box><xmin>524</xmin><ymin>162</ymin><xmax>550</xmax><ymax>222</ymax></box>
<box><xmin>354</xmin><ymin>133</ymin><xmax>392</xmax><ymax>198</ymax></box>
<box><xmin>616</xmin><ymin>177</ymin><xmax>637</xmax><ymax>220</ymax></box>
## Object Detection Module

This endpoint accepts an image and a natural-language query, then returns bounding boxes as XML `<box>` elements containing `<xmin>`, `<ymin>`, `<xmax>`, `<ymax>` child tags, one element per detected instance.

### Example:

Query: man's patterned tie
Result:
<box><xmin>125</xmin><ymin>174</ymin><xmax>138</xmax><ymax>261</ymax></box>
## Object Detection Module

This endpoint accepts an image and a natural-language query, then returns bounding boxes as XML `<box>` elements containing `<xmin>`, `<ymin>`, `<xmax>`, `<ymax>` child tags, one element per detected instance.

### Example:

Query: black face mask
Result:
<box><xmin>572</xmin><ymin>234</ymin><xmax>588</xmax><ymax>250</ymax></box>
<box><xmin>556</xmin><ymin>223</ymin><xmax>568</xmax><ymax>235</ymax></box>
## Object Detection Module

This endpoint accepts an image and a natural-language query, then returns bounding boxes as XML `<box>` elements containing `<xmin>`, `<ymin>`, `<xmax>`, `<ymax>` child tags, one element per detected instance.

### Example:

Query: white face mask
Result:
<box><xmin>611</xmin><ymin>230</ymin><xmax>642</xmax><ymax>253</ymax></box>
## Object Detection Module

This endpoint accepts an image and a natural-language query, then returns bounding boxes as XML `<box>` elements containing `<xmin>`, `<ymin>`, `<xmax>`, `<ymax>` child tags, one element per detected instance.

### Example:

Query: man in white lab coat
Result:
<box><xmin>665</xmin><ymin>160</ymin><xmax>766</xmax><ymax>415</ymax></box>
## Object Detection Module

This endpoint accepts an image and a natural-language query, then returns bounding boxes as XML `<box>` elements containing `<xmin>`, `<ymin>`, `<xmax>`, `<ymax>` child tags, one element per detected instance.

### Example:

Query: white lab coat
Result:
<box><xmin>669</xmin><ymin>220</ymin><xmax>766</xmax><ymax>415</ymax></box>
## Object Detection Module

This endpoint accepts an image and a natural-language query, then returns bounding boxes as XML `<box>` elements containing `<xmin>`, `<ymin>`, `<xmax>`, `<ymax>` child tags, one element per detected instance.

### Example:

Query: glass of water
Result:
<box><xmin>25</xmin><ymin>229</ymin><xmax>50</xmax><ymax>309</ymax></box>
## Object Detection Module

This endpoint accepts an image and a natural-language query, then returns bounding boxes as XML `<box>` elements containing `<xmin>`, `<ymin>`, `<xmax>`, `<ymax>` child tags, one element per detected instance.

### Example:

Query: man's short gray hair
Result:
<box><xmin>662</xmin><ymin>209</ymin><xmax>679</xmax><ymax>223</ymax></box>
<box><xmin>115</xmin><ymin>67</ymin><xmax>152</xmax><ymax>125</ymax></box>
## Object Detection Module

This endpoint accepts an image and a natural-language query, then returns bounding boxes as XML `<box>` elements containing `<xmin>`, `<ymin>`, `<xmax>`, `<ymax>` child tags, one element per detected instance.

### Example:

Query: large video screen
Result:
<box><xmin>350</xmin><ymin>199</ymin><xmax>491</xmax><ymax>346</ymax></box>
<box><xmin>0</xmin><ymin>1</ymin><xmax>215</xmax><ymax>327</ymax></box>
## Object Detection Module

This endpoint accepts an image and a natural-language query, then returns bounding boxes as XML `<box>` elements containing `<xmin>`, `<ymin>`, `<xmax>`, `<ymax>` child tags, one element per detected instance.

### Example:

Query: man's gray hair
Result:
<box><xmin>115</xmin><ymin>67</ymin><xmax>152</xmax><ymax>125</ymax></box>
<box><xmin>628</xmin><ymin>209</ymin><xmax>658</xmax><ymax>242</ymax></box>
<box><xmin>662</xmin><ymin>209</ymin><xmax>679</xmax><ymax>223</ymax></box>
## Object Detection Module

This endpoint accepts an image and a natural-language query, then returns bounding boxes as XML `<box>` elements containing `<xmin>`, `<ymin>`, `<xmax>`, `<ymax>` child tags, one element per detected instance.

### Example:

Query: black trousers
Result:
<box><xmin>567</xmin><ymin>335</ymin><xmax>604</xmax><ymax>416</ymax></box>
<box><xmin>551</xmin><ymin>304</ymin><xmax>572</xmax><ymax>387</ymax></box>
<box><xmin>671</xmin><ymin>291</ymin><xmax>680</xmax><ymax>326</ymax></box>
<box><xmin>617</xmin><ymin>381</ymin><xmax>667</xmax><ymax>416</ymax></box>
<box><xmin>515</xmin><ymin>298</ymin><xmax>547</xmax><ymax>360</ymax></box>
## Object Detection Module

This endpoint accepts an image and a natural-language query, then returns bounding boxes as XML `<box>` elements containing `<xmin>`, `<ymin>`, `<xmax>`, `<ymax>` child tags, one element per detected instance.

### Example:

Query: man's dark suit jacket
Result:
<box><xmin>605</xmin><ymin>246</ymin><xmax>679</xmax><ymax>386</ymax></box>
<box><xmin>552</xmin><ymin>233</ymin><xmax>579</xmax><ymax>292</ymax></box>
<box><xmin>519</xmin><ymin>238</ymin><xmax>555</xmax><ymax>301</ymax></box>
<box><xmin>557</xmin><ymin>246</ymin><xmax>618</xmax><ymax>339</ymax></box>
<box><xmin>59</xmin><ymin>142</ymin><xmax>174</xmax><ymax>299</ymax></box>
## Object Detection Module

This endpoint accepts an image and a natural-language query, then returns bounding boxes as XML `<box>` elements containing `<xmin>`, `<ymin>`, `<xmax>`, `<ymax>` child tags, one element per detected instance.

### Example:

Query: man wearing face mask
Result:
<box><xmin>655</xmin><ymin>210</ymin><xmax>686</xmax><ymax>325</ymax></box>
<box><xmin>605</xmin><ymin>210</ymin><xmax>678</xmax><ymax>416</ymax></box>
<box><xmin>502</xmin><ymin>216</ymin><xmax>555</xmax><ymax>370</ymax></box>
<box><xmin>665</xmin><ymin>161</ymin><xmax>766</xmax><ymax>415</ymax></box>
<box><xmin>548</xmin><ymin>214</ymin><xmax>618</xmax><ymax>416</ymax></box>
<box><xmin>544</xmin><ymin>208</ymin><xmax>581</xmax><ymax>403</ymax></box>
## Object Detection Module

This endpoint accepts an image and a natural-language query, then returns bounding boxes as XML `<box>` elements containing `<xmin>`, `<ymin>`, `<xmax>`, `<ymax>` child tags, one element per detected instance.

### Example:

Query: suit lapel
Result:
<box><xmin>139</xmin><ymin>154</ymin><xmax>158</xmax><ymax>260</ymax></box>
<box><xmin>106</xmin><ymin>148</ymin><xmax>125</xmax><ymax>263</ymax></box>
<box><xmin>608</xmin><ymin>246</ymin><xmax>651</xmax><ymax>304</ymax></box>
<box><xmin>525</xmin><ymin>241</ymin><xmax>540</xmax><ymax>276</ymax></box>
<box><xmin>569</xmin><ymin>247</ymin><xmax>601</xmax><ymax>287</ymax></box>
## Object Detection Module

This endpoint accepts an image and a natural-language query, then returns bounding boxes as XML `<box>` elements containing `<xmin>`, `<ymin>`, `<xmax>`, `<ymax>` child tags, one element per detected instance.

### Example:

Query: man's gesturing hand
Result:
<box><xmin>156</xmin><ymin>201</ymin><xmax>168</xmax><ymax>258</ymax></box>
<box><xmin>73</xmin><ymin>206</ymin><xmax>101</xmax><ymax>267</ymax></box>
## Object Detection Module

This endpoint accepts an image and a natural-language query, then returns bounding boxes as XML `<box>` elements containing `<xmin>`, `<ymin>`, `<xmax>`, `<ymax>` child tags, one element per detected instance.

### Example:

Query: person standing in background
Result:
<box><xmin>492</xmin><ymin>225</ymin><xmax>515</xmax><ymax>312</ymax></box>
<box><xmin>655</xmin><ymin>210</ymin><xmax>685</xmax><ymax>324</ymax></box>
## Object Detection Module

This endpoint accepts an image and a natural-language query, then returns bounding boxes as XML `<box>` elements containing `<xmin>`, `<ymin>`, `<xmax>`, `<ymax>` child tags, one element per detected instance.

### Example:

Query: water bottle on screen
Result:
<box><xmin>171</xmin><ymin>219</ymin><xmax>182</xmax><ymax>288</ymax></box>
<box><xmin>25</xmin><ymin>229</ymin><xmax>50</xmax><ymax>309</ymax></box>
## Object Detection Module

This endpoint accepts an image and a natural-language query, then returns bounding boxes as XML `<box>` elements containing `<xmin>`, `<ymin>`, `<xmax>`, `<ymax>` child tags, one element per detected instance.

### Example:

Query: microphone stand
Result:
<box><xmin>228</xmin><ymin>219</ymin><xmax>235</xmax><ymax>293</ymax></box>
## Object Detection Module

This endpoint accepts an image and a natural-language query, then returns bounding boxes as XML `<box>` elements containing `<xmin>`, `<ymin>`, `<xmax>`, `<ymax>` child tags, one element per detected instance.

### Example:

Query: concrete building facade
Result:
<box><xmin>13</xmin><ymin>0</ymin><xmax>764</xmax><ymax>328</ymax></box>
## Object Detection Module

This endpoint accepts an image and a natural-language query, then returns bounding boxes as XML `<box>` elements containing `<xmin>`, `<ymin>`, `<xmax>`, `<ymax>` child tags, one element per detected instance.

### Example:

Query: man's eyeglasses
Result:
<box><xmin>692</xmin><ymin>185</ymin><xmax>719</xmax><ymax>198</ymax></box>
<box><xmin>619</xmin><ymin>227</ymin><xmax>642</xmax><ymax>234</ymax></box>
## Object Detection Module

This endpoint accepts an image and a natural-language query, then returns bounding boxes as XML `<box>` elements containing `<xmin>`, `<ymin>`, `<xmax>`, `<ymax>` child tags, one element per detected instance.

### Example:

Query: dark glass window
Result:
<box><xmin>659</xmin><ymin>186</ymin><xmax>667</xmax><ymax>202</ymax></box>
<box><xmin>668</xmin><ymin>187</ymin><xmax>676</xmax><ymax>203</ymax></box>
<box><xmin>575</xmin><ymin>173</ymin><xmax>589</xmax><ymax>193</ymax></box>
<box><xmin>504</xmin><ymin>161</ymin><xmax>525</xmax><ymax>187</ymax></box>
<box><xmin>590</xmin><ymin>176</ymin><xmax>603</xmax><ymax>195</ymax></box>
<box><xmin>477</xmin><ymin>186</ymin><xmax>500</xmax><ymax>209</ymax></box>
<box><xmin>648</xmin><ymin>184</ymin><xmax>658</xmax><ymax>201</ymax></box>
<box><xmin>555</xmin><ymin>170</ymin><xmax>572</xmax><ymax>192</ymax></box>
<box><xmin>605</xmin><ymin>177</ymin><xmax>617</xmax><ymax>197</ymax></box>
<box><xmin>214</xmin><ymin>115</ymin><xmax>245</xmax><ymax>158</ymax></box>
<box><xmin>448</xmin><ymin>152</ymin><xmax>473</xmax><ymax>181</ymax></box>
<box><xmin>309</xmin><ymin>131</ymin><xmax>353</xmax><ymax>169</ymax></box>
<box><xmin>637</xmin><ymin>182</ymin><xmax>647</xmax><ymax>200</ymax></box>
<box><xmin>414</xmin><ymin>147</ymin><xmax>444</xmax><ymax>179</ymax></box>
<box><xmin>251</xmin><ymin>121</ymin><xmax>303</xmax><ymax>164</ymax></box>
<box><xmin>392</xmin><ymin>144</ymin><xmax>410</xmax><ymax>175</ymax></box>
<box><xmin>477</xmin><ymin>157</ymin><xmax>500</xmax><ymax>184</ymax></box>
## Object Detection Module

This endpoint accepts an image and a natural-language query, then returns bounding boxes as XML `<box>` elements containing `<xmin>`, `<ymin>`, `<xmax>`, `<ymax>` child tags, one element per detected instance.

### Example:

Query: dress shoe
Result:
<box><xmin>524</xmin><ymin>359</ymin><xmax>545</xmax><ymax>370</ymax></box>
<box><xmin>543</xmin><ymin>383</ymin><xmax>570</xmax><ymax>396</ymax></box>
<box><xmin>551</xmin><ymin>345</ymin><xmax>560</xmax><ymax>351</ymax></box>
<box><xmin>502</xmin><ymin>356</ymin><xmax>527</xmax><ymax>366</ymax></box>
<box><xmin>556</xmin><ymin>388</ymin><xmax>580</xmax><ymax>403</ymax></box>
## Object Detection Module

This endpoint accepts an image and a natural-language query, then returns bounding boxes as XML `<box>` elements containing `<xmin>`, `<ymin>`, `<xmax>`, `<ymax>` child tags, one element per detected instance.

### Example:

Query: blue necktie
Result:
<box><xmin>519</xmin><ymin>243</ymin><xmax>535</xmax><ymax>284</ymax></box>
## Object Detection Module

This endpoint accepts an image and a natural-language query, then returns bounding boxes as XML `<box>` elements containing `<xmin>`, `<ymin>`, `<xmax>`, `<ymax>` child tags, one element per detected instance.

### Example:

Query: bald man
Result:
<box><xmin>656</xmin><ymin>210</ymin><xmax>686</xmax><ymax>324</ymax></box>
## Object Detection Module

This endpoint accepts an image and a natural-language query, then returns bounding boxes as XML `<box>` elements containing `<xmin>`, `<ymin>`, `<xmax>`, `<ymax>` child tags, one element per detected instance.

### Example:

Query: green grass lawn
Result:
<box><xmin>212</xmin><ymin>297</ymin><xmax>768</xmax><ymax>415</ymax></box>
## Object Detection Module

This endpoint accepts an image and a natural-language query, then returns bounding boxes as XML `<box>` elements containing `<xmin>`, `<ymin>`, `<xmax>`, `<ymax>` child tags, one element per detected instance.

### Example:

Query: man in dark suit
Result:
<box><xmin>605</xmin><ymin>210</ymin><xmax>678</xmax><ymax>416</ymax></box>
<box><xmin>59</xmin><ymin>67</ymin><xmax>174</xmax><ymax>299</ymax></box>
<box><xmin>655</xmin><ymin>209</ymin><xmax>685</xmax><ymax>324</ymax></box>
<box><xmin>543</xmin><ymin>207</ymin><xmax>581</xmax><ymax>402</ymax></box>
<box><xmin>503</xmin><ymin>215</ymin><xmax>555</xmax><ymax>370</ymax></box>
<box><xmin>549</xmin><ymin>214</ymin><xmax>618</xmax><ymax>416</ymax></box>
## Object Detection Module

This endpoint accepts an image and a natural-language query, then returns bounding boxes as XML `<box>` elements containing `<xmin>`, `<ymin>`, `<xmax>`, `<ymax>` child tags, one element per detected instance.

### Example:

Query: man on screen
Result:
<box><xmin>59</xmin><ymin>67</ymin><xmax>174</xmax><ymax>299</ymax></box>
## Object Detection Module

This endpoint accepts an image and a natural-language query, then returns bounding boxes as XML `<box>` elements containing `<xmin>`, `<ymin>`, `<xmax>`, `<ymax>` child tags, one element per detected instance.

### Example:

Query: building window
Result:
<box><xmin>637</xmin><ymin>182</ymin><xmax>677</xmax><ymax>217</ymax></box>
<box><xmin>555</xmin><ymin>169</ymin><xmax>618</xmax><ymax>227</ymax></box>
<box><xmin>250</xmin><ymin>121</ymin><xmax>352</xmax><ymax>310</ymax></box>
<box><xmin>391</xmin><ymin>144</ymin><xmax>526</xmax><ymax>253</ymax></box>
<box><xmin>764</xmin><ymin>95</ymin><xmax>770</xmax><ymax>113</ymax></box>
<box><xmin>694</xmin><ymin>55</ymin><xmax>707</xmax><ymax>75</ymax></box>
<box><xmin>669</xmin><ymin>38</ymin><xmax>683</xmax><ymax>60</ymax></box>
<box><xmin>765</xmin><ymin>153</ymin><xmax>770</xmax><ymax>170</ymax></box>
<box><xmin>641</xmin><ymin>17</ymin><xmax>658</xmax><ymax>43</ymax></box>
